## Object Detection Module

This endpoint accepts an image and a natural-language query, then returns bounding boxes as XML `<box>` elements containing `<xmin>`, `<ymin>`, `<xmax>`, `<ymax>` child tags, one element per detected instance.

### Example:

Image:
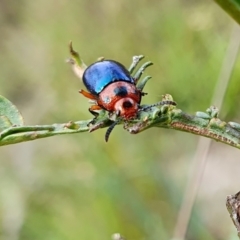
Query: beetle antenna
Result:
<box><xmin>140</xmin><ymin>100</ymin><xmax>177</xmax><ymax>112</ymax></box>
<box><xmin>105</xmin><ymin>120</ymin><xmax>120</xmax><ymax>142</ymax></box>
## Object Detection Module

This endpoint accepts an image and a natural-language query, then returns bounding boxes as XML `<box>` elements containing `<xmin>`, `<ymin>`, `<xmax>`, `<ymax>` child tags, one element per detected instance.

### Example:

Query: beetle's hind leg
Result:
<box><xmin>79</xmin><ymin>89</ymin><xmax>96</xmax><ymax>100</ymax></box>
<box><xmin>79</xmin><ymin>89</ymin><xmax>102</xmax><ymax>117</ymax></box>
<box><xmin>89</xmin><ymin>105</ymin><xmax>102</xmax><ymax>117</ymax></box>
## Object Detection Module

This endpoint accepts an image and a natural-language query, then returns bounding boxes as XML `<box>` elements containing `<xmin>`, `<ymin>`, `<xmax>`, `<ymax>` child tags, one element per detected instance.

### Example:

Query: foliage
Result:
<box><xmin>214</xmin><ymin>0</ymin><xmax>240</xmax><ymax>24</ymax></box>
<box><xmin>0</xmin><ymin>1</ymin><xmax>240</xmax><ymax>240</ymax></box>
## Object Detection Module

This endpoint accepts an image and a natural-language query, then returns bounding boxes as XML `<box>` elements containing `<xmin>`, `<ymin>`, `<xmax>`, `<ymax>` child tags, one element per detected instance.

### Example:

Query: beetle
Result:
<box><xmin>79</xmin><ymin>58</ymin><xmax>176</xmax><ymax>141</ymax></box>
<box><xmin>80</xmin><ymin>60</ymin><xmax>143</xmax><ymax>119</ymax></box>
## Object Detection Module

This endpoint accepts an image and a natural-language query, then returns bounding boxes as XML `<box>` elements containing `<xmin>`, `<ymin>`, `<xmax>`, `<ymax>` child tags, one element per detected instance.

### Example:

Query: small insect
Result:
<box><xmin>81</xmin><ymin>60</ymin><xmax>142</xmax><ymax>119</ymax></box>
<box><xmin>80</xmin><ymin>58</ymin><xmax>176</xmax><ymax>141</ymax></box>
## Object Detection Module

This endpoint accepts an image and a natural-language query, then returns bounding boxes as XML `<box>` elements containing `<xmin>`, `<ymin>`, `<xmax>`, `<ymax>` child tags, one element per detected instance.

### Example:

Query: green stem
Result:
<box><xmin>2</xmin><ymin>102</ymin><xmax>240</xmax><ymax>148</ymax></box>
<box><xmin>0</xmin><ymin>120</ymin><xmax>91</xmax><ymax>146</ymax></box>
<box><xmin>126</xmin><ymin>105</ymin><xmax>240</xmax><ymax>149</ymax></box>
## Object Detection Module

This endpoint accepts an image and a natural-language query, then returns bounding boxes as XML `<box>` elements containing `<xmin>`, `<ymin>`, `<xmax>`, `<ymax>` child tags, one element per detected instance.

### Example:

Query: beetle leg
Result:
<box><xmin>89</xmin><ymin>105</ymin><xmax>102</xmax><ymax>117</ymax></box>
<box><xmin>90</xmin><ymin>105</ymin><xmax>102</xmax><ymax>111</ymax></box>
<box><xmin>141</xmin><ymin>92</ymin><xmax>148</xmax><ymax>96</ymax></box>
<box><xmin>79</xmin><ymin>89</ymin><xmax>96</xmax><ymax>100</ymax></box>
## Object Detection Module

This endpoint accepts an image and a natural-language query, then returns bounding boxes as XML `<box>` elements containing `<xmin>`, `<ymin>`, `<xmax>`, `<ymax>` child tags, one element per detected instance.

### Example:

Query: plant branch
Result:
<box><xmin>1</xmin><ymin>43</ymin><xmax>240</xmax><ymax>147</ymax></box>
<box><xmin>1</xmin><ymin>97</ymin><xmax>240</xmax><ymax>147</ymax></box>
<box><xmin>0</xmin><ymin>120</ymin><xmax>91</xmax><ymax>146</ymax></box>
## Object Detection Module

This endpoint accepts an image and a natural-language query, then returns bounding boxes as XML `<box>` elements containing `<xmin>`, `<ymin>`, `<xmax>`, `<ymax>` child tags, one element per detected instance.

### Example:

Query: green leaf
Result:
<box><xmin>0</xmin><ymin>95</ymin><xmax>24</xmax><ymax>131</ymax></box>
<box><xmin>67</xmin><ymin>41</ymin><xmax>87</xmax><ymax>79</ymax></box>
<box><xmin>214</xmin><ymin>0</ymin><xmax>240</xmax><ymax>24</ymax></box>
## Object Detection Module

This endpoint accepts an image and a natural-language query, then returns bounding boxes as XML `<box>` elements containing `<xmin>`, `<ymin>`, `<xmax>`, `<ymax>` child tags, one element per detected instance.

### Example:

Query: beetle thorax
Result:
<box><xmin>97</xmin><ymin>81</ymin><xmax>141</xmax><ymax>119</ymax></box>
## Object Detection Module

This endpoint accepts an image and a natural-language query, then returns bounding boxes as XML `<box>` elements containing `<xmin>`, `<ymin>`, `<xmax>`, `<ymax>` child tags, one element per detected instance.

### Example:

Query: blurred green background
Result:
<box><xmin>1</xmin><ymin>0</ymin><xmax>240</xmax><ymax>239</ymax></box>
